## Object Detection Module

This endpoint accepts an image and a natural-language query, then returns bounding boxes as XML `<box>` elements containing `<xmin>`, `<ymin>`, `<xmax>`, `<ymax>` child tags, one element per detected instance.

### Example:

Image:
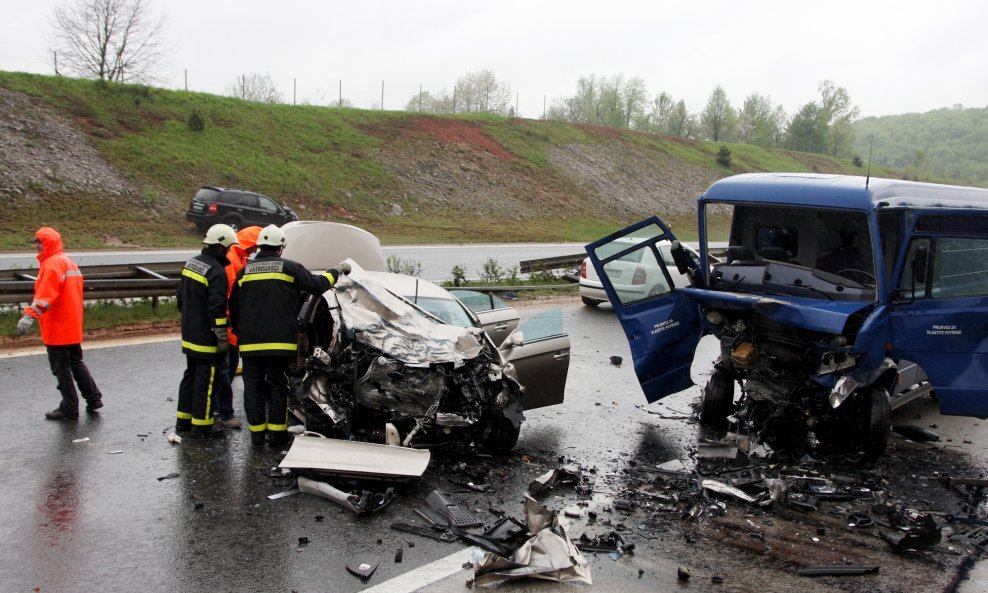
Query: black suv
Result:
<box><xmin>185</xmin><ymin>187</ymin><xmax>299</xmax><ymax>232</ymax></box>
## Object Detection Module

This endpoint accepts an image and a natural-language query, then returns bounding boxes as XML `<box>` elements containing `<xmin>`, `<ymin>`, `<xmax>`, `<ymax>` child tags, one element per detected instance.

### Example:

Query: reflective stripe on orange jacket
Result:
<box><xmin>23</xmin><ymin>227</ymin><xmax>85</xmax><ymax>345</ymax></box>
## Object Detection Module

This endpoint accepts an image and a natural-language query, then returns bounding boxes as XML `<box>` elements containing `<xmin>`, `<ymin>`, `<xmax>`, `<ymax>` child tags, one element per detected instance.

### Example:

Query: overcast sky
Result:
<box><xmin>3</xmin><ymin>0</ymin><xmax>987</xmax><ymax>120</ymax></box>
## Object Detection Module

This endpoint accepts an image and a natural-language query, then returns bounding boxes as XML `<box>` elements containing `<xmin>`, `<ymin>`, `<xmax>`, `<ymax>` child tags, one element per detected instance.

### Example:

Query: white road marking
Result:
<box><xmin>361</xmin><ymin>547</ymin><xmax>479</xmax><ymax>593</ymax></box>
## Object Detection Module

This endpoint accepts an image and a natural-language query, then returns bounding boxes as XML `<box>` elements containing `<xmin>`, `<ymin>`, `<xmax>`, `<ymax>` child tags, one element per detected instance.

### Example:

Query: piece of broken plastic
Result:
<box><xmin>279</xmin><ymin>433</ymin><xmax>430</xmax><ymax>480</ymax></box>
<box><xmin>346</xmin><ymin>554</ymin><xmax>379</xmax><ymax>580</ymax></box>
<box><xmin>417</xmin><ymin>490</ymin><xmax>482</xmax><ymax>528</ymax></box>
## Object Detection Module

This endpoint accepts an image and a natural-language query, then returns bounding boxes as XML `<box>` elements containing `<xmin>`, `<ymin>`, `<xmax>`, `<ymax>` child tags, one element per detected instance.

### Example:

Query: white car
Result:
<box><xmin>579</xmin><ymin>239</ymin><xmax>699</xmax><ymax>307</ymax></box>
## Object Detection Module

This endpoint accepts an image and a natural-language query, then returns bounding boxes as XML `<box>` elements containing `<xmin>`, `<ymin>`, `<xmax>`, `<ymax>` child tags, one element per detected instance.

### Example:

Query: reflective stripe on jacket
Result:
<box><xmin>229</xmin><ymin>251</ymin><xmax>332</xmax><ymax>358</ymax></box>
<box><xmin>177</xmin><ymin>248</ymin><xmax>229</xmax><ymax>359</ymax></box>
<box><xmin>24</xmin><ymin>227</ymin><xmax>84</xmax><ymax>345</ymax></box>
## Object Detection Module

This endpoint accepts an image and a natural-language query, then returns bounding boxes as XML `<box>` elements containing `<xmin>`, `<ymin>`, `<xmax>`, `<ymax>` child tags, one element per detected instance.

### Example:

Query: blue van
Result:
<box><xmin>587</xmin><ymin>173</ymin><xmax>988</xmax><ymax>458</ymax></box>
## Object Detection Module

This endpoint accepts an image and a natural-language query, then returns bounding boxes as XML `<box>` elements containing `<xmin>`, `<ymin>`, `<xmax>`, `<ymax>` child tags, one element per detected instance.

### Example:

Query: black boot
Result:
<box><xmin>175</xmin><ymin>418</ymin><xmax>192</xmax><ymax>432</ymax></box>
<box><xmin>190</xmin><ymin>424</ymin><xmax>225</xmax><ymax>439</ymax></box>
<box><xmin>250</xmin><ymin>430</ymin><xmax>267</xmax><ymax>446</ymax></box>
<box><xmin>45</xmin><ymin>408</ymin><xmax>79</xmax><ymax>420</ymax></box>
<box><xmin>85</xmin><ymin>399</ymin><xmax>104</xmax><ymax>413</ymax></box>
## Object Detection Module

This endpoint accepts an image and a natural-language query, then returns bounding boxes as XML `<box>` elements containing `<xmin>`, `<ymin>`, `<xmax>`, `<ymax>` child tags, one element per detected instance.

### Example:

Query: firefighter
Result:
<box><xmin>18</xmin><ymin>227</ymin><xmax>104</xmax><ymax>420</ymax></box>
<box><xmin>229</xmin><ymin>224</ymin><xmax>337</xmax><ymax>447</ymax></box>
<box><xmin>176</xmin><ymin>224</ymin><xmax>236</xmax><ymax>439</ymax></box>
<box><xmin>214</xmin><ymin>225</ymin><xmax>262</xmax><ymax>429</ymax></box>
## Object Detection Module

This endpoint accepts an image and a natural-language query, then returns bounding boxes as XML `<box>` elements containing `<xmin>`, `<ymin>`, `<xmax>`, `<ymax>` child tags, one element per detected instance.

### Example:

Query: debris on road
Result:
<box><xmin>266</xmin><ymin>487</ymin><xmax>301</xmax><ymax>501</ymax></box>
<box><xmin>797</xmin><ymin>565</ymin><xmax>880</xmax><ymax>577</ymax></box>
<box><xmin>473</xmin><ymin>495</ymin><xmax>592</xmax><ymax>586</ymax></box>
<box><xmin>72</xmin><ymin>437</ymin><xmax>89</xmax><ymax>443</ymax></box>
<box><xmin>893</xmin><ymin>425</ymin><xmax>941</xmax><ymax>442</ymax></box>
<box><xmin>166</xmin><ymin>433</ymin><xmax>182</xmax><ymax>444</ymax></box>
<box><xmin>157</xmin><ymin>472</ymin><xmax>180</xmax><ymax>481</ymax></box>
<box><xmin>345</xmin><ymin>554</ymin><xmax>379</xmax><ymax>580</ymax></box>
<box><xmin>528</xmin><ymin>464</ymin><xmax>582</xmax><ymax>494</ymax></box>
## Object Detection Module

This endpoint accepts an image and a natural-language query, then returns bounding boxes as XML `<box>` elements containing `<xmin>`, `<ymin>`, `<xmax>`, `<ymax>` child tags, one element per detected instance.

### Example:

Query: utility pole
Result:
<box><xmin>184</xmin><ymin>69</ymin><xmax>187</xmax><ymax>91</ymax></box>
<box><xmin>516</xmin><ymin>92</ymin><xmax>518</xmax><ymax>118</ymax></box>
<box><xmin>419</xmin><ymin>83</ymin><xmax>422</xmax><ymax>112</ymax></box>
<box><xmin>293</xmin><ymin>78</ymin><xmax>296</xmax><ymax>105</ymax></box>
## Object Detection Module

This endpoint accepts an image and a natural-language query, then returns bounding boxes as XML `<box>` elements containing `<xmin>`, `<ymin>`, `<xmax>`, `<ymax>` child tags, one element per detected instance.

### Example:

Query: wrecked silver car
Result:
<box><xmin>282</xmin><ymin>222</ymin><xmax>570</xmax><ymax>452</ymax></box>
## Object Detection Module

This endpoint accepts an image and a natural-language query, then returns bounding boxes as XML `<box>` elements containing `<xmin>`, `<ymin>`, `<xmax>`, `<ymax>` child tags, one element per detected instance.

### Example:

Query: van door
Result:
<box><xmin>890</xmin><ymin>222</ymin><xmax>988</xmax><ymax>417</ymax></box>
<box><xmin>586</xmin><ymin>217</ymin><xmax>702</xmax><ymax>403</ymax></box>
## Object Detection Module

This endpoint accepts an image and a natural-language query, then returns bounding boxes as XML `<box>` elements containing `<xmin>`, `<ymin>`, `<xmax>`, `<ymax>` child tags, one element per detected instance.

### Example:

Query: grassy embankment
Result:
<box><xmin>0</xmin><ymin>71</ymin><xmax>893</xmax><ymax>252</ymax></box>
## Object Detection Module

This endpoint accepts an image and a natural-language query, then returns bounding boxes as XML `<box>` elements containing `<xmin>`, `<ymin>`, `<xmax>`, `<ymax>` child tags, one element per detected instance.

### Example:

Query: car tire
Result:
<box><xmin>859</xmin><ymin>386</ymin><xmax>891</xmax><ymax>460</ymax></box>
<box><xmin>482</xmin><ymin>393</ymin><xmax>523</xmax><ymax>453</ymax></box>
<box><xmin>222</xmin><ymin>215</ymin><xmax>244</xmax><ymax>231</ymax></box>
<box><xmin>700</xmin><ymin>365</ymin><xmax>734</xmax><ymax>429</ymax></box>
<box><xmin>581</xmin><ymin>296</ymin><xmax>601</xmax><ymax>307</ymax></box>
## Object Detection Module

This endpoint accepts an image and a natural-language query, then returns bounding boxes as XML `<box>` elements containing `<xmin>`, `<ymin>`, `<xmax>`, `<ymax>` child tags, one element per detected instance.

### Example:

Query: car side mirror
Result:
<box><xmin>911</xmin><ymin>244</ymin><xmax>928</xmax><ymax>284</ymax></box>
<box><xmin>507</xmin><ymin>331</ymin><xmax>524</xmax><ymax>348</ymax></box>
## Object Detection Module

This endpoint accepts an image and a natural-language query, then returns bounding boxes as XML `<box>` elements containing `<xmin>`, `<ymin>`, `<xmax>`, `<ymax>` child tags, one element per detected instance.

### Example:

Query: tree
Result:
<box><xmin>225</xmin><ymin>73</ymin><xmax>283</xmax><ymax>103</ymax></box>
<box><xmin>700</xmin><ymin>86</ymin><xmax>737</xmax><ymax>142</ymax></box>
<box><xmin>453</xmin><ymin>70</ymin><xmax>511</xmax><ymax>115</ymax></box>
<box><xmin>51</xmin><ymin>0</ymin><xmax>165</xmax><ymax>83</ymax></box>
<box><xmin>737</xmin><ymin>93</ymin><xmax>779</xmax><ymax>147</ymax></box>
<box><xmin>786</xmin><ymin>102</ymin><xmax>828</xmax><ymax>153</ymax></box>
<box><xmin>818</xmin><ymin>80</ymin><xmax>860</xmax><ymax>158</ymax></box>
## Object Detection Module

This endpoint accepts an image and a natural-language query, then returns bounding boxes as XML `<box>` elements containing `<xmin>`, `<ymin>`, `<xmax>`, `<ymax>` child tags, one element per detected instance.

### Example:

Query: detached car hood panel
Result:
<box><xmin>679</xmin><ymin>287</ymin><xmax>874</xmax><ymax>334</ymax></box>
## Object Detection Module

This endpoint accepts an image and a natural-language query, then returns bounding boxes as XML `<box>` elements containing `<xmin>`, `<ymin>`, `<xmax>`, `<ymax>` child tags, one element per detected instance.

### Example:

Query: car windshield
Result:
<box><xmin>704</xmin><ymin>203</ymin><xmax>877</xmax><ymax>301</ymax></box>
<box><xmin>401</xmin><ymin>295</ymin><xmax>474</xmax><ymax>327</ymax></box>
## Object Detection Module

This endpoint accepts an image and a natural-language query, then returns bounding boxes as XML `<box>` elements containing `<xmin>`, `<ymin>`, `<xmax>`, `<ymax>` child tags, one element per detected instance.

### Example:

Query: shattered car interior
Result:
<box><xmin>588</xmin><ymin>173</ymin><xmax>988</xmax><ymax>460</ymax></box>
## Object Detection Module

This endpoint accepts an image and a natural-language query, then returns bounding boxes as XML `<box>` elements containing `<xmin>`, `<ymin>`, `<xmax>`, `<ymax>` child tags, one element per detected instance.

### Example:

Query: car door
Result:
<box><xmin>586</xmin><ymin>217</ymin><xmax>702</xmax><ymax>403</ymax></box>
<box><xmin>890</xmin><ymin>225</ymin><xmax>988</xmax><ymax>417</ymax></box>
<box><xmin>500</xmin><ymin>308</ymin><xmax>569</xmax><ymax>410</ymax></box>
<box><xmin>449</xmin><ymin>289</ymin><xmax>520</xmax><ymax>346</ymax></box>
<box><xmin>256</xmin><ymin>194</ymin><xmax>283</xmax><ymax>226</ymax></box>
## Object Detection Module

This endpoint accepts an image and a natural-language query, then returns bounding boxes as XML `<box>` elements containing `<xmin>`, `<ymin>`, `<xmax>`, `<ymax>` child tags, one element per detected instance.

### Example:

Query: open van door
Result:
<box><xmin>890</xmin><ymin>231</ymin><xmax>988</xmax><ymax>416</ymax></box>
<box><xmin>586</xmin><ymin>217</ymin><xmax>702</xmax><ymax>403</ymax></box>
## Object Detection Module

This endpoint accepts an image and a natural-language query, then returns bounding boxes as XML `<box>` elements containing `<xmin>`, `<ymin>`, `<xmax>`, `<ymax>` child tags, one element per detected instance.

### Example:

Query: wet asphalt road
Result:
<box><xmin>2</xmin><ymin>298</ymin><xmax>987</xmax><ymax>592</ymax></box>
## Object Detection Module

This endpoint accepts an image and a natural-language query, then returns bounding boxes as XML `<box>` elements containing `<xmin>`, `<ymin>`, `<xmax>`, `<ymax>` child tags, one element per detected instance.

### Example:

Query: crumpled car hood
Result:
<box><xmin>679</xmin><ymin>287</ymin><xmax>874</xmax><ymax>335</ymax></box>
<box><xmin>332</xmin><ymin>262</ymin><xmax>485</xmax><ymax>367</ymax></box>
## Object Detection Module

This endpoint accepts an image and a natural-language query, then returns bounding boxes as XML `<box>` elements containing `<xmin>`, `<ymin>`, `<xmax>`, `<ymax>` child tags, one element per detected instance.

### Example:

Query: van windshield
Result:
<box><xmin>704</xmin><ymin>203</ymin><xmax>877</xmax><ymax>301</ymax></box>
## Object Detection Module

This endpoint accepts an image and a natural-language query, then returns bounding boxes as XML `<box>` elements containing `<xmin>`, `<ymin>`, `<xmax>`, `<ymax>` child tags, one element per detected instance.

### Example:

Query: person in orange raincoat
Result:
<box><xmin>18</xmin><ymin>227</ymin><xmax>103</xmax><ymax>420</ymax></box>
<box><xmin>214</xmin><ymin>226</ymin><xmax>261</xmax><ymax>428</ymax></box>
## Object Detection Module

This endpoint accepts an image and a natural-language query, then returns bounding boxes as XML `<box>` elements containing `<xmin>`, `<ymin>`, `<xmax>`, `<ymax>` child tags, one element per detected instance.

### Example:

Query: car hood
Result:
<box><xmin>679</xmin><ymin>287</ymin><xmax>874</xmax><ymax>335</ymax></box>
<box><xmin>331</xmin><ymin>260</ymin><xmax>486</xmax><ymax>366</ymax></box>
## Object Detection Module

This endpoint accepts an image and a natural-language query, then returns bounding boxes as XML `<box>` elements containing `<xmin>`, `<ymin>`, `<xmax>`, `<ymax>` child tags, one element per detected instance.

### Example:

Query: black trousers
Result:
<box><xmin>46</xmin><ymin>344</ymin><xmax>101</xmax><ymax>413</ymax></box>
<box><xmin>242</xmin><ymin>355</ymin><xmax>291</xmax><ymax>435</ymax></box>
<box><xmin>177</xmin><ymin>355</ymin><xmax>218</xmax><ymax>426</ymax></box>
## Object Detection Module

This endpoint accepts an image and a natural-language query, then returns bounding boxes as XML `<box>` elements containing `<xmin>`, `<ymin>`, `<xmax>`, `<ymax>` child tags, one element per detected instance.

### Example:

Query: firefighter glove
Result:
<box><xmin>17</xmin><ymin>315</ymin><xmax>34</xmax><ymax>335</ymax></box>
<box><xmin>213</xmin><ymin>327</ymin><xmax>229</xmax><ymax>355</ymax></box>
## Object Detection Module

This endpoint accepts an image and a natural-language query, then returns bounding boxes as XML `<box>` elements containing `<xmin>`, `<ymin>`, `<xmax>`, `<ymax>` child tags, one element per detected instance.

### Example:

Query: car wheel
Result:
<box><xmin>222</xmin><ymin>215</ymin><xmax>243</xmax><ymax>232</ymax></box>
<box><xmin>859</xmin><ymin>386</ymin><xmax>891</xmax><ymax>460</ymax></box>
<box><xmin>700</xmin><ymin>364</ymin><xmax>734</xmax><ymax>429</ymax></box>
<box><xmin>482</xmin><ymin>393</ymin><xmax>523</xmax><ymax>453</ymax></box>
<box><xmin>581</xmin><ymin>296</ymin><xmax>601</xmax><ymax>307</ymax></box>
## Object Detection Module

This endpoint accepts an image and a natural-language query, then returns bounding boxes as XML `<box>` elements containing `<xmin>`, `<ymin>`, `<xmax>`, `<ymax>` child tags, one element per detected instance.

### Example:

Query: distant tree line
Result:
<box><xmin>540</xmin><ymin>75</ymin><xmax>860</xmax><ymax>160</ymax></box>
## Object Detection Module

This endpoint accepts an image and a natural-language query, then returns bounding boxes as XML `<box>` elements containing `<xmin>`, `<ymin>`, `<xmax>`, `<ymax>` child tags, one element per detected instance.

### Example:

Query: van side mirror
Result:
<box><xmin>670</xmin><ymin>240</ymin><xmax>694</xmax><ymax>276</ymax></box>
<box><xmin>912</xmin><ymin>244</ymin><xmax>928</xmax><ymax>284</ymax></box>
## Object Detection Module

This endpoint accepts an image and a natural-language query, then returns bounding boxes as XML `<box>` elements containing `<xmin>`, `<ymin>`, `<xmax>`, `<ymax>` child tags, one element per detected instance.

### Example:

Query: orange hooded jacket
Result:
<box><xmin>225</xmin><ymin>226</ymin><xmax>262</xmax><ymax>347</ymax></box>
<box><xmin>24</xmin><ymin>227</ymin><xmax>85</xmax><ymax>346</ymax></box>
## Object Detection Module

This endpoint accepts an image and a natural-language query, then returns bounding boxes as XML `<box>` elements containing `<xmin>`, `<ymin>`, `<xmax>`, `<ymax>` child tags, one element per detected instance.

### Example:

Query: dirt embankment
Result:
<box><xmin>0</xmin><ymin>84</ymin><xmax>728</xmax><ymax>245</ymax></box>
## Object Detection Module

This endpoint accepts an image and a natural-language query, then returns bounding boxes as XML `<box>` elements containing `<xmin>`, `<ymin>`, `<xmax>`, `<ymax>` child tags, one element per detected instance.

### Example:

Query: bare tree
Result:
<box><xmin>51</xmin><ymin>0</ymin><xmax>165</xmax><ymax>83</ymax></box>
<box><xmin>225</xmin><ymin>73</ymin><xmax>284</xmax><ymax>104</ymax></box>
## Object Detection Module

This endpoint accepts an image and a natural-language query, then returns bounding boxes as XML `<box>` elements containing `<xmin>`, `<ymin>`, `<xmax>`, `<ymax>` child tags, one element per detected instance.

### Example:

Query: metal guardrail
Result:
<box><xmin>0</xmin><ymin>257</ymin><xmax>582</xmax><ymax>305</ymax></box>
<box><xmin>519</xmin><ymin>253</ymin><xmax>585</xmax><ymax>273</ymax></box>
<box><xmin>0</xmin><ymin>261</ymin><xmax>185</xmax><ymax>305</ymax></box>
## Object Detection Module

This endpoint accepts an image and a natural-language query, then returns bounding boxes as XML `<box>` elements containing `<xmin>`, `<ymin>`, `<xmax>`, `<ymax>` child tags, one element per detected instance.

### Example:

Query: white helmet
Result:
<box><xmin>202</xmin><ymin>224</ymin><xmax>237</xmax><ymax>248</ymax></box>
<box><xmin>256</xmin><ymin>224</ymin><xmax>287</xmax><ymax>248</ymax></box>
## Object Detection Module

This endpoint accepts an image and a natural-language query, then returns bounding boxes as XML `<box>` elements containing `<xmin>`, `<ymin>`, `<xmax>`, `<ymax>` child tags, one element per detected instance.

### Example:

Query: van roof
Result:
<box><xmin>700</xmin><ymin>173</ymin><xmax>988</xmax><ymax>211</ymax></box>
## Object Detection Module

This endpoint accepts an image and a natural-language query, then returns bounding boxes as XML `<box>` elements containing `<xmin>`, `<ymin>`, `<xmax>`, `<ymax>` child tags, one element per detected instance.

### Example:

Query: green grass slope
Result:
<box><xmin>0</xmin><ymin>72</ymin><xmax>893</xmax><ymax>250</ymax></box>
